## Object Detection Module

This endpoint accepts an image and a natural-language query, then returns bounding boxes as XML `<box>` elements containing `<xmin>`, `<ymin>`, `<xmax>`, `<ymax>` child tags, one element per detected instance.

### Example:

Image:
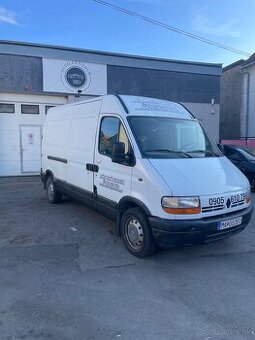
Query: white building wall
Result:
<box><xmin>182</xmin><ymin>102</ymin><xmax>220</xmax><ymax>142</ymax></box>
<box><xmin>0</xmin><ymin>93</ymin><xmax>67</xmax><ymax>176</ymax></box>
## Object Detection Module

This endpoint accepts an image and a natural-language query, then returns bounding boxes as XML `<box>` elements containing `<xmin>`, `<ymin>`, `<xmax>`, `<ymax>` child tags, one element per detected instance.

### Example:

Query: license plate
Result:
<box><xmin>217</xmin><ymin>217</ymin><xmax>242</xmax><ymax>231</ymax></box>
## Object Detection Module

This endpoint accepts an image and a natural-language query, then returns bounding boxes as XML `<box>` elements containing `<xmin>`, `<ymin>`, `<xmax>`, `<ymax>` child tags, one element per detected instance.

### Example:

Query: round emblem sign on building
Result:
<box><xmin>61</xmin><ymin>62</ymin><xmax>91</xmax><ymax>92</ymax></box>
<box><xmin>66</xmin><ymin>67</ymin><xmax>86</xmax><ymax>88</ymax></box>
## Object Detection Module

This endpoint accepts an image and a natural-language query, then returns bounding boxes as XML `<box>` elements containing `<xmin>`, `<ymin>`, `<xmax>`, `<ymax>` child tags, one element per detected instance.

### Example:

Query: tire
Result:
<box><xmin>120</xmin><ymin>207</ymin><xmax>156</xmax><ymax>257</ymax></box>
<box><xmin>46</xmin><ymin>176</ymin><xmax>62</xmax><ymax>204</ymax></box>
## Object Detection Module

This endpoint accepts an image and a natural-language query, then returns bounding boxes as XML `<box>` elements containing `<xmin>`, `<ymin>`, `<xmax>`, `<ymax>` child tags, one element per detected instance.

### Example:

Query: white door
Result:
<box><xmin>66</xmin><ymin>101</ymin><xmax>102</xmax><ymax>193</ymax></box>
<box><xmin>20</xmin><ymin>125</ymin><xmax>42</xmax><ymax>173</ymax></box>
<box><xmin>94</xmin><ymin>116</ymin><xmax>133</xmax><ymax>207</ymax></box>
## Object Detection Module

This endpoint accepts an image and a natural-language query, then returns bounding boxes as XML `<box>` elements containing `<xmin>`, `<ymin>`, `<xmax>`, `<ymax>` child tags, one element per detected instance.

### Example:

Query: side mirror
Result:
<box><xmin>112</xmin><ymin>142</ymin><xmax>126</xmax><ymax>163</ymax></box>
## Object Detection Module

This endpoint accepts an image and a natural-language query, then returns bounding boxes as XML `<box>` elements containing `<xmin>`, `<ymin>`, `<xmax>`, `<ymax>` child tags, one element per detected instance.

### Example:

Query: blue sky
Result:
<box><xmin>0</xmin><ymin>0</ymin><xmax>254</xmax><ymax>66</ymax></box>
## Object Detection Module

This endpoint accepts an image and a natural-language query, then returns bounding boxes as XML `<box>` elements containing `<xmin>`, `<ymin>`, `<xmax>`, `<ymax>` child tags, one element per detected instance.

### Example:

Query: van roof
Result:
<box><xmin>119</xmin><ymin>95</ymin><xmax>193</xmax><ymax>119</ymax></box>
<box><xmin>49</xmin><ymin>94</ymin><xmax>194</xmax><ymax>119</ymax></box>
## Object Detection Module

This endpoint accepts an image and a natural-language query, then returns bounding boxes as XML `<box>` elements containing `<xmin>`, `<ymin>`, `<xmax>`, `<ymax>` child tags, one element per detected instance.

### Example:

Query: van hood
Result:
<box><xmin>149</xmin><ymin>156</ymin><xmax>249</xmax><ymax>196</ymax></box>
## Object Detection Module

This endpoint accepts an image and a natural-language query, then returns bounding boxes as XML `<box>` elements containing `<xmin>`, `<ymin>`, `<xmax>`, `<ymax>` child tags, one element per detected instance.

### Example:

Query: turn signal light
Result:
<box><xmin>162</xmin><ymin>207</ymin><xmax>201</xmax><ymax>214</ymax></box>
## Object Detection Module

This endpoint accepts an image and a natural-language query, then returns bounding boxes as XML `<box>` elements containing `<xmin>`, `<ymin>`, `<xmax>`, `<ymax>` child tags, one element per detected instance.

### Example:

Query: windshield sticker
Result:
<box><xmin>121</xmin><ymin>96</ymin><xmax>188</xmax><ymax>115</ymax></box>
<box><xmin>137</xmin><ymin>101</ymin><xmax>184</xmax><ymax>113</ymax></box>
<box><xmin>99</xmin><ymin>174</ymin><xmax>125</xmax><ymax>193</ymax></box>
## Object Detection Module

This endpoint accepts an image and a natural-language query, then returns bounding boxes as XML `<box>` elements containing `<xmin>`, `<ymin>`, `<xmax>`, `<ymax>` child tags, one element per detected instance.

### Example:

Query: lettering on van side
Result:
<box><xmin>99</xmin><ymin>174</ymin><xmax>125</xmax><ymax>193</ymax></box>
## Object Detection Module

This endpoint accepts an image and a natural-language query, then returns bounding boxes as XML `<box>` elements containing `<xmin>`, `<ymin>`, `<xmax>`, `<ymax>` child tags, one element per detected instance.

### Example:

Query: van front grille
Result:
<box><xmin>202</xmin><ymin>200</ymin><xmax>245</xmax><ymax>213</ymax></box>
<box><xmin>202</xmin><ymin>205</ymin><xmax>224</xmax><ymax>213</ymax></box>
<box><xmin>231</xmin><ymin>200</ymin><xmax>245</xmax><ymax>208</ymax></box>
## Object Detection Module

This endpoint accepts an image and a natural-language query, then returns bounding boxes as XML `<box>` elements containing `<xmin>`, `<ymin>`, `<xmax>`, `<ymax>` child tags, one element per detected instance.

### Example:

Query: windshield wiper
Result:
<box><xmin>144</xmin><ymin>149</ymin><xmax>193</xmax><ymax>158</ymax></box>
<box><xmin>187</xmin><ymin>149</ymin><xmax>220</xmax><ymax>157</ymax></box>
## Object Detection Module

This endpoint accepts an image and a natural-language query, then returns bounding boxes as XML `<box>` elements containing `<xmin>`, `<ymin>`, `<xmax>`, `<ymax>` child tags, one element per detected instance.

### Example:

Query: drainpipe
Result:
<box><xmin>243</xmin><ymin>71</ymin><xmax>250</xmax><ymax>139</ymax></box>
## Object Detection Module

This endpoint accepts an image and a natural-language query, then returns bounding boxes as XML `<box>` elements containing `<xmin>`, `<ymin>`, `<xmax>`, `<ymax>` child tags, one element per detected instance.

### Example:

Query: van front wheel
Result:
<box><xmin>121</xmin><ymin>208</ymin><xmax>156</xmax><ymax>257</ymax></box>
<box><xmin>46</xmin><ymin>176</ymin><xmax>62</xmax><ymax>204</ymax></box>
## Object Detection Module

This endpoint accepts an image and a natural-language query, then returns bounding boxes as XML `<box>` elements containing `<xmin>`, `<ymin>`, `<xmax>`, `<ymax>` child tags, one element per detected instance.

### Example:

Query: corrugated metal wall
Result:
<box><xmin>0</xmin><ymin>54</ymin><xmax>43</xmax><ymax>93</ymax></box>
<box><xmin>107</xmin><ymin>65</ymin><xmax>220</xmax><ymax>104</ymax></box>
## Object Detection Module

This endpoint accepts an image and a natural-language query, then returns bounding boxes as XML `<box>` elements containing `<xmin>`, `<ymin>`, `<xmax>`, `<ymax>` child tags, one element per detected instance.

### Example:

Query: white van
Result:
<box><xmin>41</xmin><ymin>95</ymin><xmax>253</xmax><ymax>257</ymax></box>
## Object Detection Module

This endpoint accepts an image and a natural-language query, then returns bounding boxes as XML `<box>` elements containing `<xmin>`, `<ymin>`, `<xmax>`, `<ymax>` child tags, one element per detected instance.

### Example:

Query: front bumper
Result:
<box><xmin>149</xmin><ymin>205</ymin><xmax>253</xmax><ymax>248</ymax></box>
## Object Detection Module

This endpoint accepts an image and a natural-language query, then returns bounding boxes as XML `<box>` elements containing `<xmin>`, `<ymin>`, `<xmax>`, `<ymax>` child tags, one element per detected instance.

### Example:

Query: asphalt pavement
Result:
<box><xmin>0</xmin><ymin>176</ymin><xmax>254</xmax><ymax>340</ymax></box>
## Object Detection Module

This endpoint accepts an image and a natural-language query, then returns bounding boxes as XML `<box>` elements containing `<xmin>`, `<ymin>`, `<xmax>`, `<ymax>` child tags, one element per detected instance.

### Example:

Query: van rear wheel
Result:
<box><xmin>121</xmin><ymin>207</ymin><xmax>156</xmax><ymax>257</ymax></box>
<box><xmin>46</xmin><ymin>176</ymin><xmax>62</xmax><ymax>204</ymax></box>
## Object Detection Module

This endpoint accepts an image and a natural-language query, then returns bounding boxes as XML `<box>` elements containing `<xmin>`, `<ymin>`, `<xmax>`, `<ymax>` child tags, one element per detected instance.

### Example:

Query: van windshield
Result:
<box><xmin>128</xmin><ymin>116</ymin><xmax>221</xmax><ymax>159</ymax></box>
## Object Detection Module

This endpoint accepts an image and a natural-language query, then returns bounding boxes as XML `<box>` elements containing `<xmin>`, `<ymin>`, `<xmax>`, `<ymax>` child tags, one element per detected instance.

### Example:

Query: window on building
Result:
<box><xmin>45</xmin><ymin>106</ymin><xmax>55</xmax><ymax>114</ymax></box>
<box><xmin>0</xmin><ymin>103</ymin><xmax>15</xmax><ymax>113</ymax></box>
<box><xmin>21</xmin><ymin>104</ymin><xmax>39</xmax><ymax>114</ymax></box>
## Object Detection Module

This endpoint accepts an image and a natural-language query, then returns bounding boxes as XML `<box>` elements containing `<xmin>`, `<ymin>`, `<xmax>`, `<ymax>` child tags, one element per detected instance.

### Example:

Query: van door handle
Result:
<box><xmin>86</xmin><ymin>163</ymin><xmax>99</xmax><ymax>172</ymax></box>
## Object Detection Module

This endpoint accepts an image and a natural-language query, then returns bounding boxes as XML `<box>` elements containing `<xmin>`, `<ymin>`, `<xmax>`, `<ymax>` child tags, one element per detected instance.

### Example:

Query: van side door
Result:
<box><xmin>93</xmin><ymin>115</ymin><xmax>134</xmax><ymax>218</ymax></box>
<box><xmin>65</xmin><ymin>101</ymin><xmax>102</xmax><ymax>208</ymax></box>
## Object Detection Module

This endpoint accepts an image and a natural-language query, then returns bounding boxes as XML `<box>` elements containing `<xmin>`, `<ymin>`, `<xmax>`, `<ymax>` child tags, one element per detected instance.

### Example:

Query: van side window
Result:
<box><xmin>99</xmin><ymin>117</ymin><xmax>130</xmax><ymax>157</ymax></box>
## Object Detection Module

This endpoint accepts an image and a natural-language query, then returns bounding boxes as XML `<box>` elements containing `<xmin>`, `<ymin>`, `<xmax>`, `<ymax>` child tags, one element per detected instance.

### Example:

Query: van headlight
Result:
<box><xmin>162</xmin><ymin>196</ymin><xmax>201</xmax><ymax>214</ymax></box>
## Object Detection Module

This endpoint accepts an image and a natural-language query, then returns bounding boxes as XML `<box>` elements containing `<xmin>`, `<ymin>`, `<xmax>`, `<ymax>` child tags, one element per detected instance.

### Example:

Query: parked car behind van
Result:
<box><xmin>41</xmin><ymin>95</ymin><xmax>253</xmax><ymax>257</ymax></box>
<box><xmin>220</xmin><ymin>144</ymin><xmax>255</xmax><ymax>191</ymax></box>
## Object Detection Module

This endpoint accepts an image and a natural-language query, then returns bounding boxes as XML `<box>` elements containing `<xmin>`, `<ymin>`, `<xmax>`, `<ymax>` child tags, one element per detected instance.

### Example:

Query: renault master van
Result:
<box><xmin>41</xmin><ymin>95</ymin><xmax>253</xmax><ymax>257</ymax></box>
